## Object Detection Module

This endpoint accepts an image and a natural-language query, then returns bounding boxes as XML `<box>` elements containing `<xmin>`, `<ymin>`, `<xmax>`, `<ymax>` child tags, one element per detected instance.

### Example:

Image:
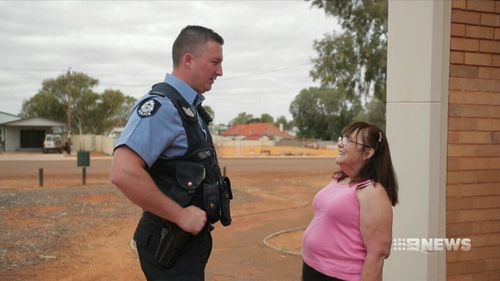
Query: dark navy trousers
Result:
<box><xmin>134</xmin><ymin>212</ymin><xmax>212</xmax><ymax>281</ymax></box>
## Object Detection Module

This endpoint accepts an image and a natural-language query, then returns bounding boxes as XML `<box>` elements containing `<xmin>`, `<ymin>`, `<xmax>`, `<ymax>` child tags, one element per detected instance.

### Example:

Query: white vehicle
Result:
<box><xmin>43</xmin><ymin>134</ymin><xmax>63</xmax><ymax>153</ymax></box>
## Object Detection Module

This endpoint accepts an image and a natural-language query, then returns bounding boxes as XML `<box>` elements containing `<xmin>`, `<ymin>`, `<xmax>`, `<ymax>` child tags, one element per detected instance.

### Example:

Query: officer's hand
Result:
<box><xmin>178</xmin><ymin>206</ymin><xmax>207</xmax><ymax>235</ymax></box>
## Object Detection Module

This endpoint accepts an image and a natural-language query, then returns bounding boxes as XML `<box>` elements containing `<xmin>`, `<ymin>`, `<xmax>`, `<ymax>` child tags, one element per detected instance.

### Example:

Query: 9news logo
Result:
<box><xmin>393</xmin><ymin>238</ymin><xmax>471</xmax><ymax>252</ymax></box>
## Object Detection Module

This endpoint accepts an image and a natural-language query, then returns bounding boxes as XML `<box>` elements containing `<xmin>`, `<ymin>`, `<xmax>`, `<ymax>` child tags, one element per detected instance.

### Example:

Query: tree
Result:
<box><xmin>21</xmin><ymin>71</ymin><xmax>136</xmax><ymax>134</ymax></box>
<box><xmin>308</xmin><ymin>0</ymin><xmax>388</xmax><ymax>130</ymax></box>
<box><xmin>118</xmin><ymin>96</ymin><xmax>137</xmax><ymax>126</ymax></box>
<box><xmin>73</xmin><ymin>91</ymin><xmax>100</xmax><ymax>135</ymax></box>
<box><xmin>87</xmin><ymin>89</ymin><xmax>134</xmax><ymax>134</ymax></box>
<box><xmin>229</xmin><ymin>112</ymin><xmax>286</xmax><ymax>126</ymax></box>
<box><xmin>274</xmin><ymin>115</ymin><xmax>293</xmax><ymax>131</ymax></box>
<box><xmin>229</xmin><ymin>112</ymin><xmax>255</xmax><ymax>126</ymax></box>
<box><xmin>353</xmin><ymin>97</ymin><xmax>386</xmax><ymax>129</ymax></box>
<box><xmin>259</xmin><ymin>113</ymin><xmax>274</xmax><ymax>124</ymax></box>
<box><xmin>21</xmin><ymin>92</ymin><xmax>66</xmax><ymax>122</ymax></box>
<box><xmin>21</xmin><ymin>71</ymin><xmax>99</xmax><ymax>134</ymax></box>
<box><xmin>290</xmin><ymin>87</ymin><xmax>360</xmax><ymax>140</ymax></box>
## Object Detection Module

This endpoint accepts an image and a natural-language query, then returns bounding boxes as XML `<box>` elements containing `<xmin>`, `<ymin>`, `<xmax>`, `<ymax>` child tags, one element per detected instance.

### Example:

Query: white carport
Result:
<box><xmin>2</xmin><ymin>117</ymin><xmax>65</xmax><ymax>152</ymax></box>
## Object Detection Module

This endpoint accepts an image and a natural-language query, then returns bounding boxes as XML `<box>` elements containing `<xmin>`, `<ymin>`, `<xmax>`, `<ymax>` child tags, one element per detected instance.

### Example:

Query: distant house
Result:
<box><xmin>223</xmin><ymin>123</ymin><xmax>293</xmax><ymax>141</ymax></box>
<box><xmin>0</xmin><ymin>111</ymin><xmax>21</xmax><ymax>151</ymax></box>
<box><xmin>0</xmin><ymin>112</ymin><xmax>65</xmax><ymax>152</ymax></box>
<box><xmin>0</xmin><ymin>111</ymin><xmax>21</xmax><ymax>124</ymax></box>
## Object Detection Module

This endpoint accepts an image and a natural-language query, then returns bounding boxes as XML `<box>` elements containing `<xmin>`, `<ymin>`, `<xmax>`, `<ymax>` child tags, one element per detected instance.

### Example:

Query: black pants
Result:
<box><xmin>134</xmin><ymin>212</ymin><xmax>212</xmax><ymax>281</ymax></box>
<box><xmin>302</xmin><ymin>262</ymin><xmax>344</xmax><ymax>281</ymax></box>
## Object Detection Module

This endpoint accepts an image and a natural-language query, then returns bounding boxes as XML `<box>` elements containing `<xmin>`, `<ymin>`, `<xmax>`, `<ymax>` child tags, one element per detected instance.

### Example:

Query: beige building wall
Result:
<box><xmin>385</xmin><ymin>1</ymin><xmax>450</xmax><ymax>280</ymax></box>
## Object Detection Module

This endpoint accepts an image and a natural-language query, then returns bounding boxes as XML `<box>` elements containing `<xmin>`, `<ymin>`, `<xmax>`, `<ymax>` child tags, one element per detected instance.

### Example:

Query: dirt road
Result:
<box><xmin>0</xmin><ymin>156</ymin><xmax>337</xmax><ymax>281</ymax></box>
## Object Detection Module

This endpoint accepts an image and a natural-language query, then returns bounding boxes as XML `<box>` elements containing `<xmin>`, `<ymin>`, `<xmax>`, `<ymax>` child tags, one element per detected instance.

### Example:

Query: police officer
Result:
<box><xmin>111</xmin><ymin>25</ymin><xmax>225</xmax><ymax>281</ymax></box>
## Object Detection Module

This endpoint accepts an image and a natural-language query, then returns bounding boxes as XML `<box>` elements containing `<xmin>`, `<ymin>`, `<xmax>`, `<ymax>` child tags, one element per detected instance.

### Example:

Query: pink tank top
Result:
<box><xmin>302</xmin><ymin>179</ymin><xmax>370</xmax><ymax>281</ymax></box>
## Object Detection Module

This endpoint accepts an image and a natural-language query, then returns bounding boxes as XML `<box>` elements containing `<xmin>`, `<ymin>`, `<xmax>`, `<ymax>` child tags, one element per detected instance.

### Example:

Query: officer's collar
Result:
<box><xmin>194</xmin><ymin>93</ymin><xmax>205</xmax><ymax>107</ymax></box>
<box><xmin>164</xmin><ymin>74</ymin><xmax>202</xmax><ymax>106</ymax></box>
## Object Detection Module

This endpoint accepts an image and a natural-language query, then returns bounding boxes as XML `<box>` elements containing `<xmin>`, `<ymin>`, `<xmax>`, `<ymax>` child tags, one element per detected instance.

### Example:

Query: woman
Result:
<box><xmin>302</xmin><ymin>122</ymin><xmax>398</xmax><ymax>281</ymax></box>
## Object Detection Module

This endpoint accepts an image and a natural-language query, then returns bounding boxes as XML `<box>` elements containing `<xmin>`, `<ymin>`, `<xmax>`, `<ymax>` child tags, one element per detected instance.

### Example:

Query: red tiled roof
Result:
<box><xmin>223</xmin><ymin>123</ymin><xmax>292</xmax><ymax>140</ymax></box>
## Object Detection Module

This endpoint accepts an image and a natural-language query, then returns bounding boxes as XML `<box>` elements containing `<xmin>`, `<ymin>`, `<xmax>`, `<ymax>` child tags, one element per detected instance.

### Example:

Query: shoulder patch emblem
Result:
<box><xmin>137</xmin><ymin>98</ymin><xmax>161</xmax><ymax>117</ymax></box>
<box><xmin>182</xmin><ymin>106</ymin><xmax>196</xmax><ymax>118</ymax></box>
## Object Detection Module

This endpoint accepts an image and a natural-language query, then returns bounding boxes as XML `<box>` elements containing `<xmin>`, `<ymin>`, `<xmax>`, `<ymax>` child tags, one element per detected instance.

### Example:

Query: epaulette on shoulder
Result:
<box><xmin>149</xmin><ymin>91</ymin><xmax>166</xmax><ymax>97</ymax></box>
<box><xmin>149</xmin><ymin>83</ymin><xmax>167</xmax><ymax>97</ymax></box>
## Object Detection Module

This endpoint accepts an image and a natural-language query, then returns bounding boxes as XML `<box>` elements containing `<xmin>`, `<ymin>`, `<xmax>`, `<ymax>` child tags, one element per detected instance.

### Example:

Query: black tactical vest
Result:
<box><xmin>146</xmin><ymin>82</ymin><xmax>231</xmax><ymax>226</ymax></box>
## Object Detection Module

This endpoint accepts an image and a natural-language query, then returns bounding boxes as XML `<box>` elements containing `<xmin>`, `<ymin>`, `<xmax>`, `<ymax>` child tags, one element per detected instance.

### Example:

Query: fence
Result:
<box><xmin>68</xmin><ymin>134</ymin><xmax>336</xmax><ymax>157</ymax></box>
<box><xmin>71</xmin><ymin>135</ymin><xmax>116</xmax><ymax>155</ymax></box>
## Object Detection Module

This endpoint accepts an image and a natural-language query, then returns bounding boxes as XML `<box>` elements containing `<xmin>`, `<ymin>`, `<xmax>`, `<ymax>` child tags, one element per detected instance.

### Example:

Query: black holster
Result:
<box><xmin>154</xmin><ymin>220</ymin><xmax>192</xmax><ymax>268</ymax></box>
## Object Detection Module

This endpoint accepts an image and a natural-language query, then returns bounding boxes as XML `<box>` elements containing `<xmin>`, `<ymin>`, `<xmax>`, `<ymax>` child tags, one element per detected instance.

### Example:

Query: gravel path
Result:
<box><xmin>0</xmin><ymin>184</ymin><xmax>251</xmax><ymax>275</ymax></box>
<box><xmin>0</xmin><ymin>185</ymin><xmax>137</xmax><ymax>273</ymax></box>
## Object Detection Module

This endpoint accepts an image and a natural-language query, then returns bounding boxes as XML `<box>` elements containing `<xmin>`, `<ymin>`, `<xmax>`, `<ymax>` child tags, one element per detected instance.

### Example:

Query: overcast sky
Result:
<box><xmin>0</xmin><ymin>0</ymin><xmax>338</xmax><ymax>124</ymax></box>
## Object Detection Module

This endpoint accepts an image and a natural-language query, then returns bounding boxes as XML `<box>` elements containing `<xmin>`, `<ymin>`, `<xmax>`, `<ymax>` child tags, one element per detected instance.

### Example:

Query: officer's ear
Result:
<box><xmin>183</xmin><ymin>52</ymin><xmax>194</xmax><ymax>69</ymax></box>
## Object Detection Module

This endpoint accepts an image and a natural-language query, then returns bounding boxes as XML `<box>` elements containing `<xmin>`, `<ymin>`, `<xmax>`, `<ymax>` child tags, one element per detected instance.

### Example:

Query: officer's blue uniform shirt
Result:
<box><xmin>115</xmin><ymin>74</ymin><xmax>205</xmax><ymax>167</ymax></box>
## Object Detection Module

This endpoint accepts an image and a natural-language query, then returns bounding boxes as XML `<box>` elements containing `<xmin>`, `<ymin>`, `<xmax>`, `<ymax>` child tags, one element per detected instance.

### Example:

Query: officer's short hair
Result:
<box><xmin>172</xmin><ymin>25</ymin><xmax>224</xmax><ymax>67</ymax></box>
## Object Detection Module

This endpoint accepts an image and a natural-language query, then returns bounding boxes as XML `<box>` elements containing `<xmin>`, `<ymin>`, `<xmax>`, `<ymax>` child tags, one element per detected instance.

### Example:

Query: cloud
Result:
<box><xmin>0</xmin><ymin>0</ymin><xmax>337</xmax><ymax>124</ymax></box>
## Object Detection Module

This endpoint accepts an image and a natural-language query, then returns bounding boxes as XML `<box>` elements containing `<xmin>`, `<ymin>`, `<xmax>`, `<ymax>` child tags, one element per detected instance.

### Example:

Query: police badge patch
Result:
<box><xmin>182</xmin><ymin>106</ymin><xmax>196</xmax><ymax>118</ymax></box>
<box><xmin>137</xmin><ymin>98</ymin><xmax>161</xmax><ymax>117</ymax></box>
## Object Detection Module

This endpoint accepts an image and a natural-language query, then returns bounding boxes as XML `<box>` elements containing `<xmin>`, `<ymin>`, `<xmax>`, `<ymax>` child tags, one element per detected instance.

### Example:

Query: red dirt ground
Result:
<box><xmin>0</xmin><ymin>159</ymin><xmax>335</xmax><ymax>281</ymax></box>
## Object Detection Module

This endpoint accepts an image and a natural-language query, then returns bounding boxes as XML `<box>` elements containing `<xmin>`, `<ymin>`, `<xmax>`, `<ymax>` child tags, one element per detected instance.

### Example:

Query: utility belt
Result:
<box><xmin>141</xmin><ymin>211</ymin><xmax>210</xmax><ymax>232</ymax></box>
<box><xmin>148</xmin><ymin>158</ymin><xmax>233</xmax><ymax>226</ymax></box>
<box><xmin>145</xmin><ymin>159</ymin><xmax>232</xmax><ymax>269</ymax></box>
